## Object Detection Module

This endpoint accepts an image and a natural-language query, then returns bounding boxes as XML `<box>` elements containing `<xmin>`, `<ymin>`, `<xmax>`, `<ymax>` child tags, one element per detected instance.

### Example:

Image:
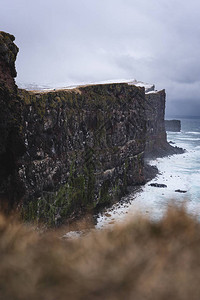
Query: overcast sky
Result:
<box><xmin>1</xmin><ymin>0</ymin><xmax>200</xmax><ymax>116</ymax></box>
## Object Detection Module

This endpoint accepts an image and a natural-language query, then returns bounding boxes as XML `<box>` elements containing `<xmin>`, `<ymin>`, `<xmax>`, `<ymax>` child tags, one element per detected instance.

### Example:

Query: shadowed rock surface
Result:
<box><xmin>0</xmin><ymin>32</ymin><xmax>26</xmax><ymax>210</ymax></box>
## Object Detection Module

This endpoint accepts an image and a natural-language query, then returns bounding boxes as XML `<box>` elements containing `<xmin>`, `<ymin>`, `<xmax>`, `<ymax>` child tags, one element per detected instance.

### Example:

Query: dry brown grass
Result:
<box><xmin>1</xmin><ymin>206</ymin><xmax>200</xmax><ymax>300</ymax></box>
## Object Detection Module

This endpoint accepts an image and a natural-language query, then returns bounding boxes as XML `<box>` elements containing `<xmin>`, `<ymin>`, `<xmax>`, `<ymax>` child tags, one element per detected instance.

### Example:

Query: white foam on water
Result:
<box><xmin>186</xmin><ymin>132</ymin><xmax>200</xmax><ymax>135</ymax></box>
<box><xmin>177</xmin><ymin>137</ymin><xmax>200</xmax><ymax>141</ymax></box>
<box><xmin>96</xmin><ymin>151</ymin><xmax>199</xmax><ymax>229</ymax></box>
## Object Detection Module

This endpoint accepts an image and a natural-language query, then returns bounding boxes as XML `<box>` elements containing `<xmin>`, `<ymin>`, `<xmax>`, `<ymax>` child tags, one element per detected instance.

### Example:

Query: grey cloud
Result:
<box><xmin>1</xmin><ymin>0</ymin><xmax>200</xmax><ymax>116</ymax></box>
<box><xmin>166</xmin><ymin>99</ymin><xmax>200</xmax><ymax>117</ymax></box>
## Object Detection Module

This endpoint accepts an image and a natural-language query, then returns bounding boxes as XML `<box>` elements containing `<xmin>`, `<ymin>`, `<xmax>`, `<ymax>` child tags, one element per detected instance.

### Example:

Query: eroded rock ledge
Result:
<box><xmin>0</xmin><ymin>31</ymin><xmax>183</xmax><ymax>224</ymax></box>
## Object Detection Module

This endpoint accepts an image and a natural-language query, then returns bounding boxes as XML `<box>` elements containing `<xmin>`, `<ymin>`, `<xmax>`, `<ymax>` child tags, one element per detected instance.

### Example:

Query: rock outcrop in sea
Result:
<box><xmin>0</xmin><ymin>31</ymin><xmax>183</xmax><ymax>224</ymax></box>
<box><xmin>165</xmin><ymin>120</ymin><xmax>181</xmax><ymax>132</ymax></box>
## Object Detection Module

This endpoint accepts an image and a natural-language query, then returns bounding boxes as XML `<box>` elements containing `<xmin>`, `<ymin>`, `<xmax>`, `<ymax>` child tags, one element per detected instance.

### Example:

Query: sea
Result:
<box><xmin>96</xmin><ymin>116</ymin><xmax>200</xmax><ymax>229</ymax></box>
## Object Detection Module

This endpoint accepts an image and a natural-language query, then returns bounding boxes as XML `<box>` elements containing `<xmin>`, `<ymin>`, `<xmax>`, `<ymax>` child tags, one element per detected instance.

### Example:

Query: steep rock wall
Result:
<box><xmin>19</xmin><ymin>84</ymin><xmax>146</xmax><ymax>224</ymax></box>
<box><xmin>0</xmin><ymin>31</ymin><xmax>183</xmax><ymax>224</ymax></box>
<box><xmin>145</xmin><ymin>90</ymin><xmax>183</xmax><ymax>158</ymax></box>
<box><xmin>145</xmin><ymin>90</ymin><xmax>167</xmax><ymax>156</ymax></box>
<box><xmin>0</xmin><ymin>32</ymin><xmax>25</xmax><ymax>209</ymax></box>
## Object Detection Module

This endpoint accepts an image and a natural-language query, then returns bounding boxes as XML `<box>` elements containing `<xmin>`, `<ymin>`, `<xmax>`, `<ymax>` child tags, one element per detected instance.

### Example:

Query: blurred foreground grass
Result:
<box><xmin>0</xmin><ymin>205</ymin><xmax>200</xmax><ymax>300</ymax></box>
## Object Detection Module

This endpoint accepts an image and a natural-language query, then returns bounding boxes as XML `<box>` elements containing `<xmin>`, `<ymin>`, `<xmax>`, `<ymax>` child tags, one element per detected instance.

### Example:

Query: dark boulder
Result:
<box><xmin>149</xmin><ymin>183</ymin><xmax>167</xmax><ymax>188</ymax></box>
<box><xmin>175</xmin><ymin>189</ymin><xmax>187</xmax><ymax>193</ymax></box>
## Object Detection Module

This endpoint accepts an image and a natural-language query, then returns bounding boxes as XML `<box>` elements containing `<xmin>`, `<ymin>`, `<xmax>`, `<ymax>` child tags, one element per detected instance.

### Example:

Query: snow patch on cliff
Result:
<box><xmin>146</xmin><ymin>90</ymin><xmax>162</xmax><ymax>94</ymax></box>
<box><xmin>19</xmin><ymin>79</ymin><xmax>159</xmax><ymax>94</ymax></box>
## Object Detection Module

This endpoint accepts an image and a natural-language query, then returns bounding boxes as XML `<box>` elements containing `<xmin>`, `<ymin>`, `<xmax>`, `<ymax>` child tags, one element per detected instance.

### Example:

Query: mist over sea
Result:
<box><xmin>97</xmin><ymin>116</ymin><xmax>200</xmax><ymax>229</ymax></box>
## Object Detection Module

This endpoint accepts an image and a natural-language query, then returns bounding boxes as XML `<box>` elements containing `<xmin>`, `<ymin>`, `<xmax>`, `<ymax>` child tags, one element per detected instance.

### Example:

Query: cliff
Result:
<box><xmin>19</xmin><ymin>84</ymin><xmax>183</xmax><ymax>224</ymax></box>
<box><xmin>0</xmin><ymin>31</ymin><xmax>183</xmax><ymax>224</ymax></box>
<box><xmin>144</xmin><ymin>90</ymin><xmax>183</xmax><ymax>158</ymax></box>
<box><xmin>0</xmin><ymin>32</ymin><xmax>25</xmax><ymax>210</ymax></box>
<box><xmin>165</xmin><ymin>120</ymin><xmax>181</xmax><ymax>132</ymax></box>
<box><xmin>19</xmin><ymin>84</ymin><xmax>146</xmax><ymax>224</ymax></box>
<box><xmin>145</xmin><ymin>90</ymin><xmax>167</xmax><ymax>156</ymax></box>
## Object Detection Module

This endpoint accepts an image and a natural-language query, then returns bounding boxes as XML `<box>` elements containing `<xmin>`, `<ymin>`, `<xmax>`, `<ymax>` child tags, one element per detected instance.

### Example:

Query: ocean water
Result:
<box><xmin>96</xmin><ymin>117</ymin><xmax>200</xmax><ymax>229</ymax></box>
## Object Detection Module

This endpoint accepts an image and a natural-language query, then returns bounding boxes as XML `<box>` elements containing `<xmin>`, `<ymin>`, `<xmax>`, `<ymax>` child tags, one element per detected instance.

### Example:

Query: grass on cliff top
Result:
<box><xmin>1</xmin><ymin>205</ymin><xmax>200</xmax><ymax>300</ymax></box>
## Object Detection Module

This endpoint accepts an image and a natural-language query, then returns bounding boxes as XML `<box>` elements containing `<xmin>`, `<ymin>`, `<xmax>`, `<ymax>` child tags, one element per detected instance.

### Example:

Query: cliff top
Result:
<box><xmin>0</xmin><ymin>31</ymin><xmax>161</xmax><ymax>96</ymax></box>
<box><xmin>26</xmin><ymin>79</ymin><xmax>162</xmax><ymax>95</ymax></box>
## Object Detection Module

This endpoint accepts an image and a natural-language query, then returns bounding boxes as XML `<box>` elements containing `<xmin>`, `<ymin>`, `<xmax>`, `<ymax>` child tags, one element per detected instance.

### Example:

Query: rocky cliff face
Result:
<box><xmin>144</xmin><ymin>90</ymin><xmax>183</xmax><ymax>158</ymax></box>
<box><xmin>145</xmin><ymin>90</ymin><xmax>167</xmax><ymax>156</ymax></box>
<box><xmin>0</xmin><ymin>31</ymin><xmax>182</xmax><ymax>224</ymax></box>
<box><xmin>19</xmin><ymin>84</ymin><xmax>146</xmax><ymax>224</ymax></box>
<box><xmin>0</xmin><ymin>32</ymin><xmax>25</xmax><ymax>210</ymax></box>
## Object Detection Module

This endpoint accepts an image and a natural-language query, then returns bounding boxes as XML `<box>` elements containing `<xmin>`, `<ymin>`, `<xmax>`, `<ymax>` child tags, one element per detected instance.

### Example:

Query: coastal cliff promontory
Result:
<box><xmin>145</xmin><ymin>89</ymin><xmax>183</xmax><ymax>158</ymax></box>
<box><xmin>0</xmin><ymin>31</ymin><xmax>183</xmax><ymax>224</ymax></box>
